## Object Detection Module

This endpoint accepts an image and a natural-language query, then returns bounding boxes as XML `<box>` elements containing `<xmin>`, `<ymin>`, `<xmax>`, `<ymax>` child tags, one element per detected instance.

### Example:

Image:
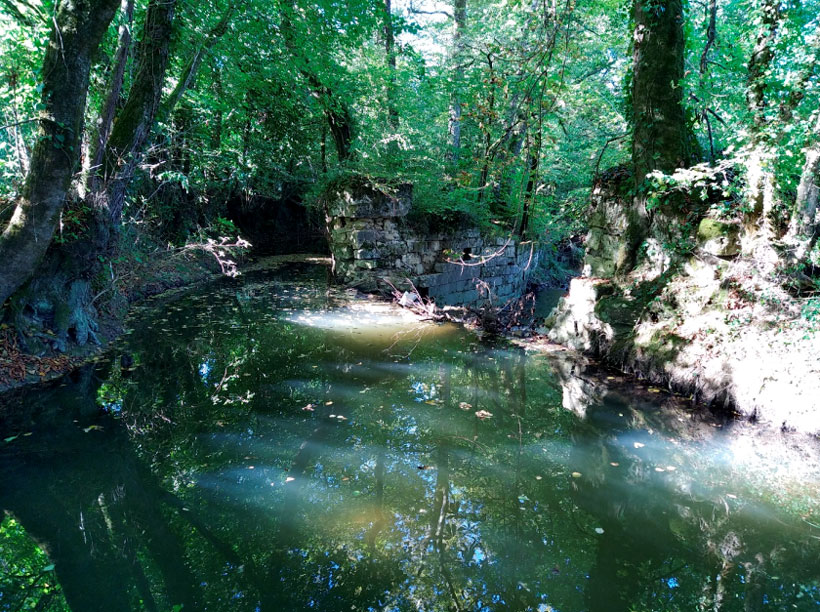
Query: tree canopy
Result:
<box><xmin>0</xmin><ymin>0</ymin><xmax>819</xmax><ymax>317</ymax></box>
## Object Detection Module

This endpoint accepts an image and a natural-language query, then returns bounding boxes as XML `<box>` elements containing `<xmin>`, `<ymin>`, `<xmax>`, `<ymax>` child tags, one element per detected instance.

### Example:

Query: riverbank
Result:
<box><xmin>0</xmin><ymin>252</ymin><xmax>328</xmax><ymax>394</ymax></box>
<box><xmin>544</xmin><ymin>254</ymin><xmax>820</xmax><ymax>435</ymax></box>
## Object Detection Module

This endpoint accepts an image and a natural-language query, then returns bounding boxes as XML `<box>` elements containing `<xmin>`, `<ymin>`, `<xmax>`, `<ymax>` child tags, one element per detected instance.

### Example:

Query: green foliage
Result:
<box><xmin>0</xmin><ymin>515</ymin><xmax>68</xmax><ymax>611</ymax></box>
<box><xmin>0</xmin><ymin>0</ymin><xmax>818</xmax><ymax>269</ymax></box>
<box><xmin>801</xmin><ymin>296</ymin><xmax>820</xmax><ymax>325</ymax></box>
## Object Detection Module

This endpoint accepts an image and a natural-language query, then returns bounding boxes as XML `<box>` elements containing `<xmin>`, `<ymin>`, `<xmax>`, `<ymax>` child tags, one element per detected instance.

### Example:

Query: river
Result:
<box><xmin>1</xmin><ymin>262</ymin><xmax>818</xmax><ymax>611</ymax></box>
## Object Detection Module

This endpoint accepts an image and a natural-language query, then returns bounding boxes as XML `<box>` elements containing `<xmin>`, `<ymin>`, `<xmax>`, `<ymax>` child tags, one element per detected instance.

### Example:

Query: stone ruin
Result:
<box><xmin>325</xmin><ymin>179</ymin><xmax>533</xmax><ymax>307</ymax></box>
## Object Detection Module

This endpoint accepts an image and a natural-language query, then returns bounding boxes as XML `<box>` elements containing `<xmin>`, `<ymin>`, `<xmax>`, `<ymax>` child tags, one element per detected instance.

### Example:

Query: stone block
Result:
<box><xmin>350</xmin><ymin>230</ymin><xmax>380</xmax><ymax>248</ymax></box>
<box><xmin>355</xmin><ymin>248</ymin><xmax>380</xmax><ymax>260</ymax></box>
<box><xmin>402</xmin><ymin>252</ymin><xmax>422</xmax><ymax>266</ymax></box>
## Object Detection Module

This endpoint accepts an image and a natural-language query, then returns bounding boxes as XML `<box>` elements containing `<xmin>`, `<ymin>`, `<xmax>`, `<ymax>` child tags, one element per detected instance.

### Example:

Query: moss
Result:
<box><xmin>697</xmin><ymin>218</ymin><xmax>732</xmax><ymax>241</ymax></box>
<box><xmin>640</xmin><ymin>328</ymin><xmax>689</xmax><ymax>364</ymax></box>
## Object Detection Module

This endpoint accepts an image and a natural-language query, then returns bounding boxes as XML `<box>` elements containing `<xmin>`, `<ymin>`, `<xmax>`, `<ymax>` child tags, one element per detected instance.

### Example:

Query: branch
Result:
<box><xmin>0</xmin><ymin>117</ymin><xmax>41</xmax><ymax>132</ymax></box>
<box><xmin>407</xmin><ymin>3</ymin><xmax>453</xmax><ymax>19</ymax></box>
<box><xmin>0</xmin><ymin>0</ymin><xmax>46</xmax><ymax>27</ymax></box>
<box><xmin>594</xmin><ymin>132</ymin><xmax>630</xmax><ymax>180</ymax></box>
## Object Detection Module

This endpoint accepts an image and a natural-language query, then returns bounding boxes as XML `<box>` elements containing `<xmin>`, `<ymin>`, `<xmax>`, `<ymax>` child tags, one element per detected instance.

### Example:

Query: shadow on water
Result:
<box><xmin>1</xmin><ymin>263</ymin><xmax>819</xmax><ymax>611</ymax></box>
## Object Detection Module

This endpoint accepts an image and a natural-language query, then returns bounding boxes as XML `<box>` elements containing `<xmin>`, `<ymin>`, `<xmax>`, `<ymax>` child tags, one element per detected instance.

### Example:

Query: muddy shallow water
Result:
<box><xmin>1</xmin><ymin>263</ymin><xmax>818</xmax><ymax>611</ymax></box>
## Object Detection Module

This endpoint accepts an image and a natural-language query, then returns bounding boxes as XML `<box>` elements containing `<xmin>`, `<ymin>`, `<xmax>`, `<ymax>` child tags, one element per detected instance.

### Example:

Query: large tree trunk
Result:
<box><xmin>447</xmin><ymin>0</ymin><xmax>467</xmax><ymax>164</ymax></box>
<box><xmin>609</xmin><ymin>0</ymin><xmax>696</xmax><ymax>275</ymax></box>
<box><xmin>743</xmin><ymin>0</ymin><xmax>780</xmax><ymax>238</ymax></box>
<box><xmin>96</xmin><ymin>0</ymin><xmax>178</xmax><ymax>230</ymax></box>
<box><xmin>0</xmin><ymin>0</ymin><xmax>121</xmax><ymax>308</ymax></box>
<box><xmin>631</xmin><ymin>0</ymin><xmax>693</xmax><ymax>187</ymax></box>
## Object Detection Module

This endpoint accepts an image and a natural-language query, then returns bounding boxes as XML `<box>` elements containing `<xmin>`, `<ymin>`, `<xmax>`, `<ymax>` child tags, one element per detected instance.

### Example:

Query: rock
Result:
<box><xmin>697</xmin><ymin>218</ymin><xmax>740</xmax><ymax>257</ymax></box>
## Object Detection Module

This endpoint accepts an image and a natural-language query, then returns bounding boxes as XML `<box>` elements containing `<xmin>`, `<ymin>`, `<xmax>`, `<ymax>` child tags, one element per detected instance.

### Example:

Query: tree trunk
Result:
<box><xmin>477</xmin><ymin>53</ymin><xmax>495</xmax><ymax>207</ymax></box>
<box><xmin>210</xmin><ymin>60</ymin><xmax>223</xmax><ymax>151</ymax></box>
<box><xmin>743</xmin><ymin>0</ymin><xmax>780</xmax><ymax>232</ymax></box>
<box><xmin>279</xmin><ymin>2</ymin><xmax>355</xmax><ymax>162</ymax></box>
<box><xmin>156</xmin><ymin>5</ymin><xmax>234</xmax><ymax>128</ymax></box>
<box><xmin>631</xmin><ymin>0</ymin><xmax>693</xmax><ymax>187</ymax></box>
<box><xmin>785</xmin><ymin>113</ymin><xmax>820</xmax><ymax>263</ymax></box>
<box><xmin>0</xmin><ymin>0</ymin><xmax>121</xmax><ymax>307</ymax></box>
<box><xmin>97</xmin><ymin>0</ymin><xmax>178</xmax><ymax>229</ymax></box>
<box><xmin>612</xmin><ymin>0</ymin><xmax>696</xmax><ymax>275</ymax></box>
<box><xmin>447</xmin><ymin>0</ymin><xmax>467</xmax><ymax>164</ymax></box>
<box><xmin>519</xmin><ymin>119</ymin><xmax>542</xmax><ymax>239</ymax></box>
<box><xmin>383</xmin><ymin>0</ymin><xmax>399</xmax><ymax>132</ymax></box>
<box><xmin>322</xmin><ymin>89</ymin><xmax>354</xmax><ymax>162</ymax></box>
<box><xmin>88</xmin><ymin>0</ymin><xmax>136</xmax><ymax>191</ymax></box>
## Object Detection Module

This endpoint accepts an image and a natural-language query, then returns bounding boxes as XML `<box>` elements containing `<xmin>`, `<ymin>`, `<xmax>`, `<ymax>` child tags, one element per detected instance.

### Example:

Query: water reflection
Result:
<box><xmin>1</xmin><ymin>264</ymin><xmax>819</xmax><ymax>611</ymax></box>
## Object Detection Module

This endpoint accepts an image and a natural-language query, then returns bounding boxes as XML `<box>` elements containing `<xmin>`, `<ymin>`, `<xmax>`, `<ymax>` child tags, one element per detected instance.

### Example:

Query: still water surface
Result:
<box><xmin>1</xmin><ymin>263</ymin><xmax>819</xmax><ymax>611</ymax></box>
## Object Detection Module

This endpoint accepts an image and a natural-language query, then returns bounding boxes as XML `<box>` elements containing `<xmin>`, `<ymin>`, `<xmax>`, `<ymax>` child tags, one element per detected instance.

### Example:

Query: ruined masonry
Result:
<box><xmin>326</xmin><ymin>181</ymin><xmax>533</xmax><ymax>306</ymax></box>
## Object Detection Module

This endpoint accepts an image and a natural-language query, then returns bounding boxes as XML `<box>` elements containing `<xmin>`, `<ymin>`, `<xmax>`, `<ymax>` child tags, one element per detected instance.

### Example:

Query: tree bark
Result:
<box><xmin>88</xmin><ymin>0</ymin><xmax>136</xmax><ymax>190</ymax></box>
<box><xmin>383</xmin><ymin>0</ymin><xmax>399</xmax><ymax>131</ymax></box>
<box><xmin>785</xmin><ymin>113</ymin><xmax>820</xmax><ymax>262</ymax></box>
<box><xmin>631</xmin><ymin>0</ymin><xmax>694</xmax><ymax>187</ymax></box>
<box><xmin>743</xmin><ymin>0</ymin><xmax>780</xmax><ymax>230</ymax></box>
<box><xmin>614</xmin><ymin>0</ymin><xmax>696</xmax><ymax>274</ymax></box>
<box><xmin>0</xmin><ymin>0</ymin><xmax>121</xmax><ymax>307</ymax></box>
<box><xmin>97</xmin><ymin>0</ymin><xmax>178</xmax><ymax>228</ymax></box>
<box><xmin>447</xmin><ymin>0</ymin><xmax>467</xmax><ymax>164</ymax></box>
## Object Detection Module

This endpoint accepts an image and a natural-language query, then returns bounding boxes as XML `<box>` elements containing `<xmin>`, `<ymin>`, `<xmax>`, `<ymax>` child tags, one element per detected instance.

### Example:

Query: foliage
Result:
<box><xmin>0</xmin><ymin>515</ymin><xmax>69</xmax><ymax>611</ymax></box>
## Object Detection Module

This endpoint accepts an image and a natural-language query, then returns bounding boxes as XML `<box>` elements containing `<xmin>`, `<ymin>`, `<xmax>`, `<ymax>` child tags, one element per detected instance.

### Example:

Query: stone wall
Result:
<box><xmin>325</xmin><ymin>180</ymin><xmax>533</xmax><ymax>307</ymax></box>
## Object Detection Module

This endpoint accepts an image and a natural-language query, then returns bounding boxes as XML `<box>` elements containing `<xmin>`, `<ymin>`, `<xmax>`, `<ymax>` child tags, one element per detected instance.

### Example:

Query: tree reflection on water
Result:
<box><xmin>1</xmin><ymin>265</ymin><xmax>818</xmax><ymax>611</ymax></box>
